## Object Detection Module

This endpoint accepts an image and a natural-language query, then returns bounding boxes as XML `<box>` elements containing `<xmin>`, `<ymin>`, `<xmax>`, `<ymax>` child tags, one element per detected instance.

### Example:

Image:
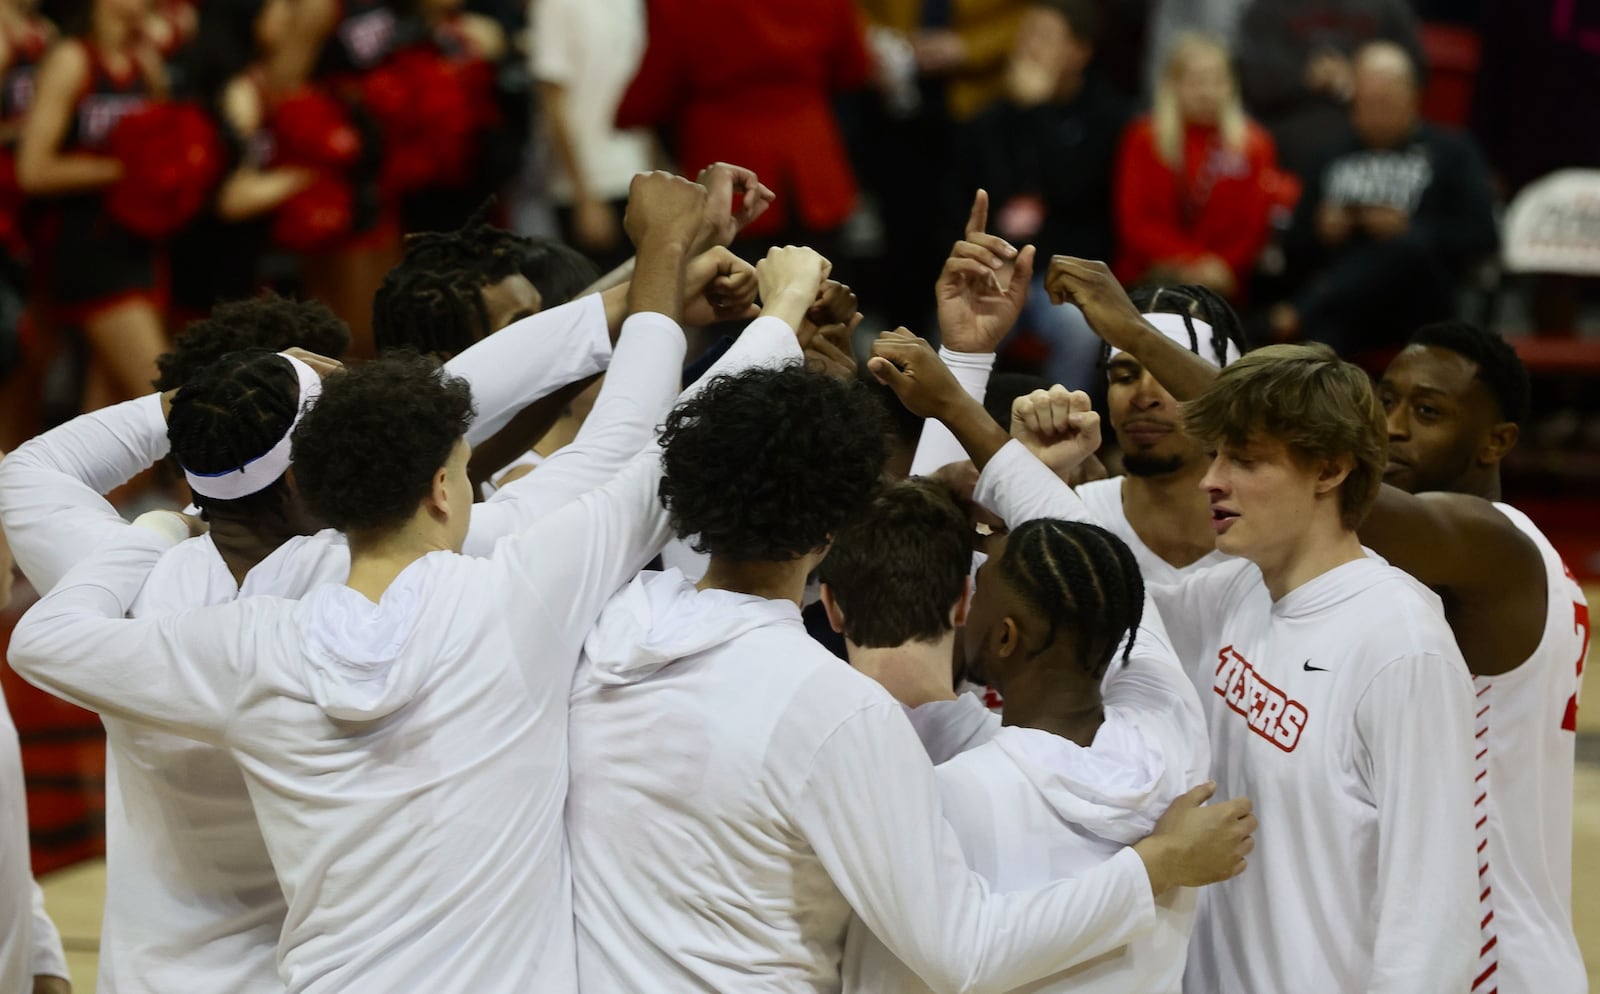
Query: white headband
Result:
<box><xmin>183</xmin><ymin>353</ymin><xmax>323</xmax><ymax>501</ymax></box>
<box><xmin>1109</xmin><ymin>312</ymin><xmax>1241</xmax><ymax>367</ymax></box>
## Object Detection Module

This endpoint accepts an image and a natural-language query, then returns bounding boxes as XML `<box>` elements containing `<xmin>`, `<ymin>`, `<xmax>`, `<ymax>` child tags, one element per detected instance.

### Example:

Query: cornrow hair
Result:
<box><xmin>165</xmin><ymin>349</ymin><xmax>300</xmax><ymax>523</ymax></box>
<box><xmin>997</xmin><ymin>518</ymin><xmax>1146</xmax><ymax>678</ymax></box>
<box><xmin>372</xmin><ymin>264</ymin><xmax>493</xmax><ymax>359</ymax></box>
<box><xmin>395</xmin><ymin>199</ymin><xmax>526</xmax><ymax>287</ymax></box>
<box><xmin>1104</xmin><ymin>282</ymin><xmax>1252</xmax><ymax>370</ymax></box>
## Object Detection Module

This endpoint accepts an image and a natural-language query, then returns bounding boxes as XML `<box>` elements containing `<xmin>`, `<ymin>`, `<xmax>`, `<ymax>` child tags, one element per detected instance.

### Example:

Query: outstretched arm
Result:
<box><xmin>1358</xmin><ymin>488</ymin><xmax>1547</xmax><ymax>676</ymax></box>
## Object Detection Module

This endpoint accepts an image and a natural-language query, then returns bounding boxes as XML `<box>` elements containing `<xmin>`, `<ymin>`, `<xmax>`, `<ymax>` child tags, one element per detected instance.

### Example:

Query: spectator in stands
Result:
<box><xmin>1234</xmin><ymin>0</ymin><xmax>1421</xmax><ymax>179</ymax></box>
<box><xmin>532</xmin><ymin>0</ymin><xmax>652</xmax><ymax>274</ymax></box>
<box><xmin>854</xmin><ymin>0</ymin><xmax>1029</xmax><ymax>326</ymax></box>
<box><xmin>616</xmin><ymin>0</ymin><xmax>870</xmax><ymax>260</ymax></box>
<box><xmin>953</xmin><ymin>0</ymin><xmax>1130</xmax><ymax>391</ymax></box>
<box><xmin>1114</xmin><ymin>33</ymin><xmax>1279</xmax><ymax>301</ymax></box>
<box><xmin>1272</xmin><ymin>42</ymin><xmax>1497</xmax><ymax>357</ymax></box>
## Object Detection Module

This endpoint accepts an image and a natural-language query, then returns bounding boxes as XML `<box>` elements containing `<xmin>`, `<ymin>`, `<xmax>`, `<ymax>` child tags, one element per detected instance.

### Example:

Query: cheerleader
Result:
<box><xmin>16</xmin><ymin>0</ymin><xmax>167</xmax><ymax>412</ymax></box>
<box><xmin>265</xmin><ymin>0</ymin><xmax>400</xmax><ymax>357</ymax></box>
<box><xmin>168</xmin><ymin>0</ymin><xmax>313</xmax><ymax>322</ymax></box>
<box><xmin>0</xmin><ymin>0</ymin><xmax>53</xmax><ymax>448</ymax></box>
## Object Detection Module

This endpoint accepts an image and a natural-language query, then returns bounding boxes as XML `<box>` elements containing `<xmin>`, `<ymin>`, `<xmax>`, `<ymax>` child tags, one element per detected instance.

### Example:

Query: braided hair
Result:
<box><xmin>372</xmin><ymin>202</ymin><xmax>525</xmax><ymax>357</ymax></box>
<box><xmin>1105</xmin><ymin>283</ymin><xmax>1251</xmax><ymax>369</ymax></box>
<box><xmin>996</xmin><ymin>519</ymin><xmax>1145</xmax><ymax>678</ymax></box>
<box><xmin>166</xmin><ymin>349</ymin><xmax>301</xmax><ymax>523</ymax></box>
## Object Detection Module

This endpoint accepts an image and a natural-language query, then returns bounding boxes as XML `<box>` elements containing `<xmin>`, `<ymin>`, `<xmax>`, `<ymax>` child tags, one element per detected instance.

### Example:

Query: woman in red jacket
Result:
<box><xmin>1114</xmin><ymin>33</ymin><xmax>1283</xmax><ymax>301</ymax></box>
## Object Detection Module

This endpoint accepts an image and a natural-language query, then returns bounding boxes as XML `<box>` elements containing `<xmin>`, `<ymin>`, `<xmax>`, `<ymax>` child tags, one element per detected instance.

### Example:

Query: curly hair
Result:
<box><xmin>817</xmin><ymin>478</ymin><xmax>971</xmax><ymax>648</ymax></box>
<box><xmin>155</xmin><ymin>294</ymin><xmax>351</xmax><ymax>392</ymax></box>
<box><xmin>291</xmin><ymin>352</ymin><xmax>476</xmax><ymax>535</ymax></box>
<box><xmin>658</xmin><ymin>365</ymin><xmax>889</xmax><ymax>563</ymax></box>
<box><xmin>1407</xmin><ymin>321</ymin><xmax>1531</xmax><ymax>427</ymax></box>
<box><xmin>167</xmin><ymin>349</ymin><xmax>301</xmax><ymax>523</ymax></box>
<box><xmin>998</xmin><ymin>518</ymin><xmax>1144</xmax><ymax>678</ymax></box>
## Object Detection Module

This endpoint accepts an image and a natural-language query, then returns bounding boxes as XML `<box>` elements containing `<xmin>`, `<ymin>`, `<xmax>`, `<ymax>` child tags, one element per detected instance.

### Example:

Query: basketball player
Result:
<box><xmin>1363</xmin><ymin>323</ymin><xmax>1588</xmax><ymax>994</ymax></box>
<box><xmin>872</xmin><ymin>316</ymin><xmax>1480</xmax><ymax>993</ymax></box>
<box><xmin>822</xmin><ymin>473</ymin><xmax>1212</xmax><ymax>994</ymax></box>
<box><xmin>565</xmin><ymin>357</ymin><xmax>1254</xmax><ymax>993</ymax></box>
<box><xmin>5</xmin><ymin>173</ymin><xmax>764</xmax><ymax>994</ymax></box>
<box><xmin>2</xmin><ymin>174</ymin><xmax>797</xmax><ymax>994</ymax></box>
<box><xmin>1076</xmin><ymin>285</ymin><xmax>1245</xmax><ymax>584</ymax></box>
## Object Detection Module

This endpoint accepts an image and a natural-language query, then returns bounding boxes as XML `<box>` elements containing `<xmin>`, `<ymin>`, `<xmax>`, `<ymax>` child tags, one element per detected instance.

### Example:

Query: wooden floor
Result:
<box><xmin>34</xmin><ymin>591</ymin><xmax>1600</xmax><ymax>991</ymax></box>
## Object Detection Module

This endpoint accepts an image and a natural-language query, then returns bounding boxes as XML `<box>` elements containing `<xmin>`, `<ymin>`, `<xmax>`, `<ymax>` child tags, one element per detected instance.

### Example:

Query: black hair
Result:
<box><xmin>658</xmin><ymin>365</ymin><xmax>889</xmax><ymax>562</ymax></box>
<box><xmin>997</xmin><ymin>519</ymin><xmax>1144</xmax><ymax>678</ymax></box>
<box><xmin>291</xmin><ymin>352</ymin><xmax>476</xmax><ymax>535</ymax></box>
<box><xmin>817</xmin><ymin>479</ymin><xmax>971</xmax><ymax>648</ymax></box>
<box><xmin>155</xmin><ymin>293</ymin><xmax>351</xmax><ymax>392</ymax></box>
<box><xmin>372</xmin><ymin>265</ymin><xmax>493</xmax><ymax>359</ymax></box>
<box><xmin>372</xmin><ymin>203</ymin><xmax>526</xmax><ymax>357</ymax></box>
<box><xmin>984</xmin><ymin>372</ymin><xmax>1054</xmax><ymax>430</ymax></box>
<box><xmin>519</xmin><ymin>237</ymin><xmax>601</xmax><ymax>308</ymax></box>
<box><xmin>1035</xmin><ymin>0</ymin><xmax>1101</xmax><ymax>46</ymax></box>
<box><xmin>166</xmin><ymin>349</ymin><xmax>300</xmax><ymax>523</ymax></box>
<box><xmin>1407</xmin><ymin>321</ymin><xmax>1531</xmax><ymax>427</ymax></box>
<box><xmin>1109</xmin><ymin>283</ymin><xmax>1250</xmax><ymax>370</ymax></box>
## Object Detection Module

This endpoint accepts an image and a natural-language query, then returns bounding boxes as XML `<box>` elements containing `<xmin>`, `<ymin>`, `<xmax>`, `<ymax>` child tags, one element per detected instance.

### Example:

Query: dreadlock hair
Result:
<box><xmin>155</xmin><ymin>294</ymin><xmax>351</xmax><ymax>392</ymax></box>
<box><xmin>291</xmin><ymin>351</ymin><xmax>476</xmax><ymax>536</ymax></box>
<box><xmin>371</xmin><ymin>202</ymin><xmax>526</xmax><ymax>357</ymax></box>
<box><xmin>1106</xmin><ymin>282</ymin><xmax>1251</xmax><ymax>369</ymax></box>
<box><xmin>1407</xmin><ymin>321</ymin><xmax>1531</xmax><ymax>427</ymax></box>
<box><xmin>166</xmin><ymin>349</ymin><xmax>301</xmax><ymax>523</ymax></box>
<box><xmin>996</xmin><ymin>519</ymin><xmax>1144</xmax><ymax>678</ymax></box>
<box><xmin>372</xmin><ymin>265</ymin><xmax>493</xmax><ymax>359</ymax></box>
<box><xmin>519</xmin><ymin>237</ymin><xmax>602</xmax><ymax>308</ymax></box>
<box><xmin>658</xmin><ymin>365</ymin><xmax>890</xmax><ymax>562</ymax></box>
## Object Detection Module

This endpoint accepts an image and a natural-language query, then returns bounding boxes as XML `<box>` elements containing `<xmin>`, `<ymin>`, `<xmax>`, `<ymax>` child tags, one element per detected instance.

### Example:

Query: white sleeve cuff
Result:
<box><xmin>938</xmin><ymin>348</ymin><xmax>997</xmax><ymax>402</ymax></box>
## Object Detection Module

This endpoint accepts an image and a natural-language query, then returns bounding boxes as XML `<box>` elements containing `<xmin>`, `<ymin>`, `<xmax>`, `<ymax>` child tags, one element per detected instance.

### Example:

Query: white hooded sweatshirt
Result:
<box><xmin>845</xmin><ymin>599</ymin><xmax>1211</xmax><ymax>994</ymax></box>
<box><xmin>567</xmin><ymin>568</ymin><xmax>1160</xmax><ymax>994</ymax></box>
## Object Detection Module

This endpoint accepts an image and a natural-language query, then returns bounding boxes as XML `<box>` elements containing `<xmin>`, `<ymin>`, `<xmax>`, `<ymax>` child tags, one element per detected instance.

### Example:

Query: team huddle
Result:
<box><xmin>0</xmin><ymin>163</ymin><xmax>1587</xmax><ymax>994</ymax></box>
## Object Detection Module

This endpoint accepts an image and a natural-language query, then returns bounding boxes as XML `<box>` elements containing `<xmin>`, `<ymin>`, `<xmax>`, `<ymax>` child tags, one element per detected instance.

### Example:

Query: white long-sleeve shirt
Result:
<box><xmin>973</xmin><ymin>440</ymin><xmax>1481</xmax><ymax>994</ymax></box>
<box><xmin>567</xmin><ymin>567</ymin><xmax>1160</xmax><ymax>994</ymax></box>
<box><xmin>846</xmin><ymin>598</ymin><xmax>1211</xmax><ymax>994</ymax></box>
<box><xmin>7</xmin><ymin>433</ymin><xmax>675</xmax><ymax>994</ymax></box>
<box><xmin>0</xmin><ymin>296</ymin><xmax>653</xmax><ymax>994</ymax></box>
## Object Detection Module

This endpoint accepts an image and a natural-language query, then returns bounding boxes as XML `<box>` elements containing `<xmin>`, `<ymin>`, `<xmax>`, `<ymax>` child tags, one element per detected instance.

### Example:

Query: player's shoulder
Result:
<box><xmin>1340</xmin><ymin>558</ymin><xmax>1461</xmax><ymax>659</ymax></box>
<box><xmin>1074</xmin><ymin>476</ymin><xmax>1122</xmax><ymax>509</ymax></box>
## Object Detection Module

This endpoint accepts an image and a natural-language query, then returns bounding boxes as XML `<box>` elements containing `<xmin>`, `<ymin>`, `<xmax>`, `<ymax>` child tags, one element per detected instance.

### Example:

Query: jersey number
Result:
<box><xmin>1562</xmin><ymin>598</ymin><xmax>1590</xmax><ymax>733</ymax></box>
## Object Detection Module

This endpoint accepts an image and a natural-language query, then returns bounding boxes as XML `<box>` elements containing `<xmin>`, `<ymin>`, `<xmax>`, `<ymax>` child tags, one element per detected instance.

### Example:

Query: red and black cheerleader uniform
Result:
<box><xmin>33</xmin><ymin>45</ymin><xmax>162</xmax><ymax>325</ymax></box>
<box><xmin>307</xmin><ymin>0</ymin><xmax>397</xmax><ymax>248</ymax></box>
<box><xmin>0</xmin><ymin>15</ymin><xmax>50</xmax><ymax>265</ymax></box>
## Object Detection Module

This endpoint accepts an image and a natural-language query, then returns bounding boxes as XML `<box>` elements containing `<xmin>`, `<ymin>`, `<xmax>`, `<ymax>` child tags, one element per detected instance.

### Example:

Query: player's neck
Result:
<box><xmin>698</xmin><ymin>555</ymin><xmax>813</xmax><ymax>608</ymax></box>
<box><xmin>1453</xmin><ymin>467</ymin><xmax>1502</xmax><ymax>503</ymax></box>
<box><xmin>210</xmin><ymin>516</ymin><xmax>302</xmax><ymax>588</ymax></box>
<box><xmin>848</xmin><ymin>638</ymin><xmax>958</xmax><ymax>710</ymax></box>
<box><xmin>1256</xmin><ymin>520</ymin><xmax>1366</xmax><ymax>602</ymax></box>
<box><xmin>1001</xmin><ymin>679</ymin><xmax>1104</xmax><ymax>748</ymax></box>
<box><xmin>1121</xmin><ymin>466</ymin><xmax>1218</xmax><ymax>569</ymax></box>
<box><xmin>345</xmin><ymin>523</ymin><xmax>452</xmax><ymax>605</ymax></box>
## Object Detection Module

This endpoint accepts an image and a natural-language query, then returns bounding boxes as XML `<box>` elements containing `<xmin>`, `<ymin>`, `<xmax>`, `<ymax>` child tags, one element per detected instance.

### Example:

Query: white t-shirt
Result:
<box><xmin>567</xmin><ymin>568</ymin><xmax>1160</xmax><ymax>994</ymax></box>
<box><xmin>848</xmin><ymin>596</ymin><xmax>1211</xmax><ymax>994</ymax></box>
<box><xmin>1471</xmin><ymin>503</ymin><xmax>1589</xmax><ymax>994</ymax></box>
<box><xmin>1074</xmin><ymin>476</ymin><xmax>1233</xmax><ymax>586</ymax></box>
<box><xmin>531</xmin><ymin>0</ymin><xmax>652</xmax><ymax>203</ymax></box>
<box><xmin>969</xmin><ymin>440</ymin><xmax>1480</xmax><ymax>994</ymax></box>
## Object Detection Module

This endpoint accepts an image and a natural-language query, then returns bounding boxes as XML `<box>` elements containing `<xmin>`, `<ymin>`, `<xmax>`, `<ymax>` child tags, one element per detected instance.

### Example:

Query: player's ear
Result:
<box><xmin>995</xmin><ymin>616</ymin><xmax>1021</xmax><ymax>659</ymax></box>
<box><xmin>1479</xmin><ymin>420</ymin><xmax>1519</xmax><ymax>467</ymax></box>
<box><xmin>819</xmin><ymin>583</ymin><xmax>846</xmax><ymax>635</ymax></box>
<box><xmin>949</xmin><ymin>576</ymin><xmax>972</xmax><ymax>629</ymax></box>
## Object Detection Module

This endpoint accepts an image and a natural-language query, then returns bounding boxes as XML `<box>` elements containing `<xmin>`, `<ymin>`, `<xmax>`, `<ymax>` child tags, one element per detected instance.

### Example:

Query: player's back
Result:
<box><xmin>1471</xmin><ymin>503</ymin><xmax>1589</xmax><ymax>994</ymax></box>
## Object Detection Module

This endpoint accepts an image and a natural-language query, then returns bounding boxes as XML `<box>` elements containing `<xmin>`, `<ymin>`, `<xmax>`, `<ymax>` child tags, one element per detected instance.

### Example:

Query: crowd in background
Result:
<box><xmin>0</xmin><ymin>0</ymin><xmax>1594</xmax><ymax>449</ymax></box>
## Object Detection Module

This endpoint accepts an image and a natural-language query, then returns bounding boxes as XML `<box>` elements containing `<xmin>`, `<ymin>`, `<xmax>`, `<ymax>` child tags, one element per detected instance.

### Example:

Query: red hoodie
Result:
<box><xmin>1113</xmin><ymin>116</ymin><xmax>1285</xmax><ymax>293</ymax></box>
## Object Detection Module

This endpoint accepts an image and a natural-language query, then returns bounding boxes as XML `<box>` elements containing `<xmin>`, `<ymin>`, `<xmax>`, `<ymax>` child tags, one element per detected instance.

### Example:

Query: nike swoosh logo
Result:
<box><xmin>1303</xmin><ymin>661</ymin><xmax>1329</xmax><ymax>672</ymax></box>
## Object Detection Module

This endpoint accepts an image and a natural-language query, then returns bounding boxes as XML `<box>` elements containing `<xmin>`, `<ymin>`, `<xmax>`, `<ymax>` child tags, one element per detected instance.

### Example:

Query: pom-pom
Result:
<box><xmin>271</xmin><ymin>170</ymin><xmax>355</xmax><ymax>253</ymax></box>
<box><xmin>106</xmin><ymin>102</ymin><xmax>227</xmax><ymax>239</ymax></box>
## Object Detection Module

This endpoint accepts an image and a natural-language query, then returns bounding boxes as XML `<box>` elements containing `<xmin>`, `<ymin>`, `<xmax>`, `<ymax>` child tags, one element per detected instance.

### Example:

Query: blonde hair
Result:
<box><xmin>1182</xmin><ymin>344</ymin><xmax>1388</xmax><ymax>531</ymax></box>
<box><xmin>1152</xmin><ymin>32</ymin><xmax>1247</xmax><ymax>170</ymax></box>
